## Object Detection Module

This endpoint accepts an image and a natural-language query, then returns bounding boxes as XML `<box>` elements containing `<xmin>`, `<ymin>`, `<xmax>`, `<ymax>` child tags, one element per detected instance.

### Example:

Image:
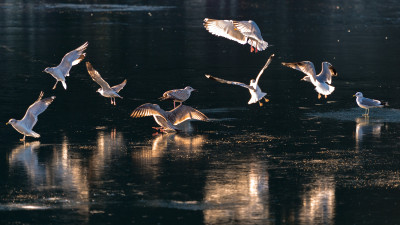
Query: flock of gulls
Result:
<box><xmin>6</xmin><ymin>18</ymin><xmax>386</xmax><ymax>141</ymax></box>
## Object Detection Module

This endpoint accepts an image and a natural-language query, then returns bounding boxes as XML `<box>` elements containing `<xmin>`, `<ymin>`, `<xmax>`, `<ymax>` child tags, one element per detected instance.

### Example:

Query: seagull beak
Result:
<box><xmin>6</xmin><ymin>122</ymin><xmax>9</xmax><ymax>125</ymax></box>
<box><xmin>353</xmin><ymin>94</ymin><xmax>356</xmax><ymax>97</ymax></box>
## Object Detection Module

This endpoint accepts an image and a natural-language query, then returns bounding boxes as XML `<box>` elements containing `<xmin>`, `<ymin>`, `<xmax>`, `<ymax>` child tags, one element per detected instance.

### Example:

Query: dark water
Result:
<box><xmin>1</xmin><ymin>0</ymin><xmax>400</xmax><ymax>224</ymax></box>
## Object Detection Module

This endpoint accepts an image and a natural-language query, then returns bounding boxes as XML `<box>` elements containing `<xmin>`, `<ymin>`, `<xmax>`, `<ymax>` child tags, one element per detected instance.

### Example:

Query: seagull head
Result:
<box><xmin>96</xmin><ymin>88</ymin><xmax>103</xmax><ymax>94</ymax></box>
<box><xmin>184</xmin><ymin>86</ymin><xmax>196</xmax><ymax>92</ymax></box>
<box><xmin>354</xmin><ymin>92</ymin><xmax>363</xmax><ymax>98</ymax></box>
<box><xmin>250</xmin><ymin>79</ymin><xmax>256</xmax><ymax>85</ymax></box>
<box><xmin>6</xmin><ymin>118</ymin><xmax>16</xmax><ymax>125</ymax></box>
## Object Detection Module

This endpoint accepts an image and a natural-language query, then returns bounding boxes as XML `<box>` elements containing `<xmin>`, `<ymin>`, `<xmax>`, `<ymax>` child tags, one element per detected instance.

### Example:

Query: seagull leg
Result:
<box><xmin>259</xmin><ymin>101</ymin><xmax>263</xmax><ymax>107</ymax></box>
<box><xmin>264</xmin><ymin>98</ymin><xmax>269</xmax><ymax>102</ymax></box>
<box><xmin>20</xmin><ymin>135</ymin><xmax>25</xmax><ymax>142</ymax></box>
<box><xmin>325</xmin><ymin>95</ymin><xmax>327</xmax><ymax>99</ymax></box>
<box><xmin>251</xmin><ymin>46</ymin><xmax>254</xmax><ymax>53</ymax></box>
<box><xmin>173</xmin><ymin>101</ymin><xmax>176</xmax><ymax>108</ymax></box>
<box><xmin>318</xmin><ymin>93</ymin><xmax>321</xmax><ymax>99</ymax></box>
<box><xmin>52</xmin><ymin>81</ymin><xmax>58</xmax><ymax>90</ymax></box>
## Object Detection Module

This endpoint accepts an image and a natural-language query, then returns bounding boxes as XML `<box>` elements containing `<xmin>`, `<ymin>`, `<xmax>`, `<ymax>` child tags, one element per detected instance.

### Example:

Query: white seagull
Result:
<box><xmin>86</xmin><ymin>62</ymin><xmax>127</xmax><ymax>106</ymax></box>
<box><xmin>353</xmin><ymin>92</ymin><xmax>384</xmax><ymax>116</ymax></box>
<box><xmin>159</xmin><ymin>86</ymin><xmax>196</xmax><ymax>108</ymax></box>
<box><xmin>130</xmin><ymin>103</ymin><xmax>209</xmax><ymax>133</ymax></box>
<box><xmin>205</xmin><ymin>54</ymin><xmax>274</xmax><ymax>106</ymax></box>
<box><xmin>6</xmin><ymin>91</ymin><xmax>56</xmax><ymax>141</ymax></box>
<box><xmin>282</xmin><ymin>61</ymin><xmax>338</xmax><ymax>99</ymax></box>
<box><xmin>44</xmin><ymin>41</ymin><xmax>88</xmax><ymax>90</ymax></box>
<box><xmin>203</xmin><ymin>18</ymin><xmax>268</xmax><ymax>53</ymax></box>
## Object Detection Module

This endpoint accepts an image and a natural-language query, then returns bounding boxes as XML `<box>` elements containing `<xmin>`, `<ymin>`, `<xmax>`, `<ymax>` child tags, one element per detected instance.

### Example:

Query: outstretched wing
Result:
<box><xmin>21</xmin><ymin>91</ymin><xmax>56</xmax><ymax>130</ymax></box>
<box><xmin>205</xmin><ymin>74</ymin><xmax>253</xmax><ymax>90</ymax></box>
<box><xmin>86</xmin><ymin>62</ymin><xmax>111</xmax><ymax>89</ymax></box>
<box><xmin>111</xmin><ymin>79</ymin><xmax>127</xmax><ymax>93</ymax></box>
<box><xmin>233</xmin><ymin>20</ymin><xmax>262</xmax><ymax>39</ymax></box>
<box><xmin>168</xmin><ymin>105</ymin><xmax>209</xmax><ymax>125</ymax></box>
<box><xmin>203</xmin><ymin>18</ymin><xmax>247</xmax><ymax>45</ymax></box>
<box><xmin>130</xmin><ymin>103</ymin><xmax>166</xmax><ymax>119</ymax></box>
<box><xmin>254</xmin><ymin>54</ymin><xmax>274</xmax><ymax>85</ymax></box>
<box><xmin>282</xmin><ymin>61</ymin><xmax>317</xmax><ymax>80</ymax></box>
<box><xmin>317</xmin><ymin>62</ymin><xmax>337</xmax><ymax>84</ymax></box>
<box><xmin>59</xmin><ymin>41</ymin><xmax>88</xmax><ymax>75</ymax></box>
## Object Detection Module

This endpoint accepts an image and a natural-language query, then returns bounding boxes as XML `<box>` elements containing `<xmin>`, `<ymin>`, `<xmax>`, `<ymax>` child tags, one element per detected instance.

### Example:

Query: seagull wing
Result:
<box><xmin>233</xmin><ymin>20</ymin><xmax>268</xmax><ymax>51</ymax></box>
<box><xmin>58</xmin><ymin>41</ymin><xmax>88</xmax><ymax>76</ymax></box>
<box><xmin>254</xmin><ymin>54</ymin><xmax>274</xmax><ymax>85</ymax></box>
<box><xmin>281</xmin><ymin>61</ymin><xmax>317</xmax><ymax>80</ymax></box>
<box><xmin>361</xmin><ymin>97</ymin><xmax>383</xmax><ymax>107</ymax></box>
<box><xmin>203</xmin><ymin>18</ymin><xmax>247</xmax><ymax>45</ymax></box>
<box><xmin>205</xmin><ymin>74</ymin><xmax>253</xmax><ymax>90</ymax></box>
<box><xmin>20</xmin><ymin>91</ymin><xmax>55</xmax><ymax>130</ymax></box>
<box><xmin>316</xmin><ymin>62</ymin><xmax>337</xmax><ymax>84</ymax></box>
<box><xmin>130</xmin><ymin>103</ymin><xmax>167</xmax><ymax>119</ymax></box>
<box><xmin>111</xmin><ymin>79</ymin><xmax>127</xmax><ymax>93</ymax></box>
<box><xmin>168</xmin><ymin>105</ymin><xmax>209</xmax><ymax>125</ymax></box>
<box><xmin>86</xmin><ymin>62</ymin><xmax>111</xmax><ymax>89</ymax></box>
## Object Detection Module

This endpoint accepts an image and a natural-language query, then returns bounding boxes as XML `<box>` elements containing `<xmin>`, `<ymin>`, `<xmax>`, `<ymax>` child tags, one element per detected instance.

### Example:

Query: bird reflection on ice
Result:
<box><xmin>355</xmin><ymin>117</ymin><xmax>383</xmax><ymax>151</ymax></box>
<box><xmin>203</xmin><ymin>162</ymin><xmax>269</xmax><ymax>224</ymax></box>
<box><xmin>299</xmin><ymin>176</ymin><xmax>335</xmax><ymax>225</ymax></box>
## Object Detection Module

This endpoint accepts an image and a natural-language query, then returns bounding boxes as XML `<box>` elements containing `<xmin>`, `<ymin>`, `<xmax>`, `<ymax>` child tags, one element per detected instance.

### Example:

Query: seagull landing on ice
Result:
<box><xmin>205</xmin><ymin>54</ymin><xmax>274</xmax><ymax>106</ymax></box>
<box><xmin>130</xmin><ymin>103</ymin><xmax>208</xmax><ymax>133</ymax></box>
<box><xmin>203</xmin><ymin>18</ymin><xmax>268</xmax><ymax>53</ymax></box>
<box><xmin>282</xmin><ymin>61</ymin><xmax>338</xmax><ymax>99</ymax></box>
<box><xmin>44</xmin><ymin>41</ymin><xmax>88</xmax><ymax>90</ymax></box>
<box><xmin>86</xmin><ymin>62</ymin><xmax>127</xmax><ymax>106</ymax></box>
<box><xmin>6</xmin><ymin>91</ymin><xmax>55</xmax><ymax>141</ymax></box>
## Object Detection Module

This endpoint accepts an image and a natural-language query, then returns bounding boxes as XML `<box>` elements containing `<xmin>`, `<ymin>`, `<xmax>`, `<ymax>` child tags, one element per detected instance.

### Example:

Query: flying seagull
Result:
<box><xmin>130</xmin><ymin>103</ymin><xmax>208</xmax><ymax>133</ymax></box>
<box><xmin>159</xmin><ymin>86</ymin><xmax>196</xmax><ymax>108</ymax></box>
<box><xmin>203</xmin><ymin>18</ymin><xmax>268</xmax><ymax>53</ymax></box>
<box><xmin>205</xmin><ymin>54</ymin><xmax>274</xmax><ymax>106</ymax></box>
<box><xmin>281</xmin><ymin>61</ymin><xmax>338</xmax><ymax>99</ymax></box>
<box><xmin>353</xmin><ymin>92</ymin><xmax>384</xmax><ymax>116</ymax></box>
<box><xmin>44</xmin><ymin>41</ymin><xmax>88</xmax><ymax>90</ymax></box>
<box><xmin>86</xmin><ymin>62</ymin><xmax>127</xmax><ymax>105</ymax></box>
<box><xmin>6</xmin><ymin>91</ymin><xmax>56</xmax><ymax>141</ymax></box>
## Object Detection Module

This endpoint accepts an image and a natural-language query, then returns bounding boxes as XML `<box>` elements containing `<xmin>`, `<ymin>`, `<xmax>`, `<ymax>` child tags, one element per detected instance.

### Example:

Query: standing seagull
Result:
<box><xmin>130</xmin><ymin>103</ymin><xmax>208</xmax><ymax>133</ymax></box>
<box><xmin>44</xmin><ymin>41</ymin><xmax>88</xmax><ymax>90</ymax></box>
<box><xmin>159</xmin><ymin>86</ymin><xmax>196</xmax><ymax>108</ymax></box>
<box><xmin>205</xmin><ymin>54</ymin><xmax>274</xmax><ymax>106</ymax></box>
<box><xmin>353</xmin><ymin>92</ymin><xmax>384</xmax><ymax>117</ymax></box>
<box><xmin>203</xmin><ymin>18</ymin><xmax>268</xmax><ymax>53</ymax></box>
<box><xmin>6</xmin><ymin>91</ymin><xmax>56</xmax><ymax>141</ymax></box>
<box><xmin>86</xmin><ymin>62</ymin><xmax>127</xmax><ymax>106</ymax></box>
<box><xmin>282</xmin><ymin>61</ymin><xmax>338</xmax><ymax>99</ymax></box>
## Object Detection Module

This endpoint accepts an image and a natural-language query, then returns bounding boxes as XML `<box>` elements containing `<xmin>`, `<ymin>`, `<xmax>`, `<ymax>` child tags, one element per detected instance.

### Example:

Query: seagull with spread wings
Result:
<box><xmin>353</xmin><ymin>92</ymin><xmax>384</xmax><ymax>117</ymax></box>
<box><xmin>44</xmin><ymin>41</ymin><xmax>88</xmax><ymax>90</ymax></box>
<box><xmin>203</xmin><ymin>18</ymin><xmax>268</xmax><ymax>53</ymax></box>
<box><xmin>282</xmin><ymin>61</ymin><xmax>338</xmax><ymax>99</ymax></box>
<box><xmin>205</xmin><ymin>54</ymin><xmax>274</xmax><ymax>106</ymax></box>
<box><xmin>86</xmin><ymin>62</ymin><xmax>127</xmax><ymax>106</ymax></box>
<box><xmin>6</xmin><ymin>91</ymin><xmax>56</xmax><ymax>141</ymax></box>
<box><xmin>130</xmin><ymin>103</ymin><xmax>208</xmax><ymax>133</ymax></box>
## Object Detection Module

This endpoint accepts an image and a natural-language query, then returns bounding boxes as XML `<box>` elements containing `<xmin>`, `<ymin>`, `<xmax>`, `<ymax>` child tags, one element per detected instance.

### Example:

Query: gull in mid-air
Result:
<box><xmin>282</xmin><ymin>61</ymin><xmax>338</xmax><ymax>99</ymax></box>
<box><xmin>44</xmin><ymin>41</ymin><xmax>88</xmax><ymax>90</ymax></box>
<box><xmin>205</xmin><ymin>54</ymin><xmax>274</xmax><ymax>106</ymax></box>
<box><xmin>203</xmin><ymin>18</ymin><xmax>268</xmax><ymax>53</ymax></box>
<box><xmin>6</xmin><ymin>91</ymin><xmax>56</xmax><ymax>141</ymax></box>
<box><xmin>159</xmin><ymin>86</ymin><xmax>196</xmax><ymax>108</ymax></box>
<box><xmin>354</xmin><ymin>92</ymin><xmax>384</xmax><ymax>116</ymax></box>
<box><xmin>130</xmin><ymin>103</ymin><xmax>209</xmax><ymax>133</ymax></box>
<box><xmin>86</xmin><ymin>62</ymin><xmax>127</xmax><ymax>105</ymax></box>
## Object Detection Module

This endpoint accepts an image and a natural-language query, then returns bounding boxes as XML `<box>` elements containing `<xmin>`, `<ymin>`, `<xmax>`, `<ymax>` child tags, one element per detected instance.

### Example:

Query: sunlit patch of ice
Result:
<box><xmin>307</xmin><ymin>108</ymin><xmax>400</xmax><ymax>122</ymax></box>
<box><xmin>201</xmin><ymin>107</ymin><xmax>248</xmax><ymax>114</ymax></box>
<box><xmin>0</xmin><ymin>203</ymin><xmax>50</xmax><ymax>211</ymax></box>
<box><xmin>38</xmin><ymin>4</ymin><xmax>175</xmax><ymax>12</ymax></box>
<box><xmin>137</xmin><ymin>199</ymin><xmax>205</xmax><ymax>211</ymax></box>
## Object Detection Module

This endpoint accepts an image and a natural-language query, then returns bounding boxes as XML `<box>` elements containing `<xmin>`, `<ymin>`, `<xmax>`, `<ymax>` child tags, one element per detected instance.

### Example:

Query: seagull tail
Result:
<box><xmin>61</xmin><ymin>81</ymin><xmax>67</xmax><ymax>90</ymax></box>
<box><xmin>31</xmin><ymin>131</ymin><xmax>40</xmax><ymax>138</ymax></box>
